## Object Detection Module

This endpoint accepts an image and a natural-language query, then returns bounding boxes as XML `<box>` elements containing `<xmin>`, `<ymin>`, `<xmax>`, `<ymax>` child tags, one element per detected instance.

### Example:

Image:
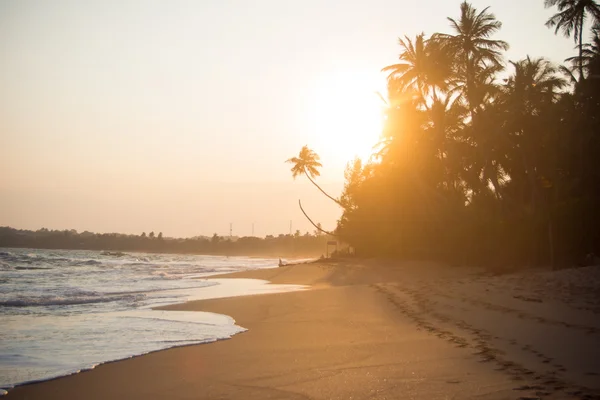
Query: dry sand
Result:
<box><xmin>6</xmin><ymin>260</ymin><xmax>600</xmax><ymax>400</ymax></box>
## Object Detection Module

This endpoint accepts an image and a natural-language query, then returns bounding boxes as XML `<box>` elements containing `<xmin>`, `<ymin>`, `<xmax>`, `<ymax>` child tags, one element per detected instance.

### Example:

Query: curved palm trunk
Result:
<box><xmin>303</xmin><ymin>168</ymin><xmax>344</xmax><ymax>207</ymax></box>
<box><xmin>298</xmin><ymin>200</ymin><xmax>336</xmax><ymax>236</ymax></box>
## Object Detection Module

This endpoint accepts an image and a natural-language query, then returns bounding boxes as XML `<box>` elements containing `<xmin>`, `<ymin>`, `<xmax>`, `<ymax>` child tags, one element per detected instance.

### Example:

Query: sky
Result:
<box><xmin>0</xmin><ymin>0</ymin><xmax>578</xmax><ymax>238</ymax></box>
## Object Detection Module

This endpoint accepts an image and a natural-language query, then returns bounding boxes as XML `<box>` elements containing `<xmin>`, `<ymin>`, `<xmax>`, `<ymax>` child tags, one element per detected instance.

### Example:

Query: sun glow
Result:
<box><xmin>308</xmin><ymin>69</ymin><xmax>385</xmax><ymax>166</ymax></box>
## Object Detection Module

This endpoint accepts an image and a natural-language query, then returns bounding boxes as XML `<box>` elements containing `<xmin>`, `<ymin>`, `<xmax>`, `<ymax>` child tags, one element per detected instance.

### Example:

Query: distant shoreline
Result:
<box><xmin>0</xmin><ymin>226</ymin><xmax>333</xmax><ymax>260</ymax></box>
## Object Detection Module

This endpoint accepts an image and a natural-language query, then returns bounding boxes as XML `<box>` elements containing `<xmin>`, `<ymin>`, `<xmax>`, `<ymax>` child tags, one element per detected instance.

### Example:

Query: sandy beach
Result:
<box><xmin>6</xmin><ymin>260</ymin><xmax>600</xmax><ymax>400</ymax></box>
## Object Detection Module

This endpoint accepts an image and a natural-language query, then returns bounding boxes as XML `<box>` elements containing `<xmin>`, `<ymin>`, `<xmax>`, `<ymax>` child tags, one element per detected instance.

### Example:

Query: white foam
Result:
<box><xmin>0</xmin><ymin>249</ymin><xmax>307</xmax><ymax>392</ymax></box>
<box><xmin>146</xmin><ymin>278</ymin><xmax>306</xmax><ymax>308</ymax></box>
<box><xmin>0</xmin><ymin>308</ymin><xmax>247</xmax><ymax>390</ymax></box>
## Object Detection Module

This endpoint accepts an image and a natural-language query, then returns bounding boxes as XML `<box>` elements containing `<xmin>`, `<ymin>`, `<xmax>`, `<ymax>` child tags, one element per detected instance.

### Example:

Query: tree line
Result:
<box><xmin>0</xmin><ymin>226</ymin><xmax>333</xmax><ymax>257</ymax></box>
<box><xmin>288</xmin><ymin>1</ymin><xmax>600</xmax><ymax>267</ymax></box>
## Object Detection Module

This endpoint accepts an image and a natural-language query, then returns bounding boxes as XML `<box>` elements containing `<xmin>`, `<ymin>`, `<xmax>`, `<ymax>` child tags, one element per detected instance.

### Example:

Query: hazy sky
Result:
<box><xmin>0</xmin><ymin>0</ymin><xmax>576</xmax><ymax>237</ymax></box>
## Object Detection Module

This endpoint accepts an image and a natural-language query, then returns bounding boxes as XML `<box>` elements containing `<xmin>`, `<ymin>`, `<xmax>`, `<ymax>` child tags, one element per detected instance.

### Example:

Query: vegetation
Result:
<box><xmin>286</xmin><ymin>146</ymin><xmax>342</xmax><ymax>206</ymax></box>
<box><xmin>294</xmin><ymin>1</ymin><xmax>600</xmax><ymax>267</ymax></box>
<box><xmin>286</xmin><ymin>146</ymin><xmax>341</xmax><ymax>235</ymax></box>
<box><xmin>545</xmin><ymin>0</ymin><xmax>600</xmax><ymax>78</ymax></box>
<box><xmin>0</xmin><ymin>226</ymin><xmax>332</xmax><ymax>258</ymax></box>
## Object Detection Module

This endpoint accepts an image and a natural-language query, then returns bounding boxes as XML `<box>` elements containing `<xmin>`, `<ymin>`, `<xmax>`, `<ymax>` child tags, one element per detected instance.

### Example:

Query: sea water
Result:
<box><xmin>0</xmin><ymin>248</ymin><xmax>305</xmax><ymax>392</ymax></box>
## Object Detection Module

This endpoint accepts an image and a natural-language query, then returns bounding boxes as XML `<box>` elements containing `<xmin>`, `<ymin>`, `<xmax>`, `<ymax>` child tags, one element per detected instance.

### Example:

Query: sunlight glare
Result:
<box><xmin>309</xmin><ymin>69</ymin><xmax>385</xmax><ymax>166</ymax></box>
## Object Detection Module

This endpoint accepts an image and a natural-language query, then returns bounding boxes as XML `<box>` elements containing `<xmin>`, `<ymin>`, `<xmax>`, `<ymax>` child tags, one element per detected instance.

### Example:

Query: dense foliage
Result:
<box><xmin>335</xmin><ymin>1</ymin><xmax>600</xmax><ymax>267</ymax></box>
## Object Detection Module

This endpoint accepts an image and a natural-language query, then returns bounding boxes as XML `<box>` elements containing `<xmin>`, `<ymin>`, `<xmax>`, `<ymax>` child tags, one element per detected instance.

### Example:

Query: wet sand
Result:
<box><xmin>6</xmin><ymin>260</ymin><xmax>600</xmax><ymax>399</ymax></box>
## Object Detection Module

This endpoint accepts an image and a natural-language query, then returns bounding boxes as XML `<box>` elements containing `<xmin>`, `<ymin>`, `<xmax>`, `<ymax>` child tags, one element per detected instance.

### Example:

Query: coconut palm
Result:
<box><xmin>286</xmin><ymin>146</ymin><xmax>340</xmax><ymax>235</ymax></box>
<box><xmin>447</xmin><ymin>62</ymin><xmax>504</xmax><ymax>111</ymax></box>
<box><xmin>433</xmin><ymin>2</ymin><xmax>508</xmax><ymax>110</ymax></box>
<box><xmin>505</xmin><ymin>56</ymin><xmax>567</xmax><ymax>110</ymax></box>
<box><xmin>427</xmin><ymin>96</ymin><xmax>468</xmax><ymax>193</ymax></box>
<box><xmin>545</xmin><ymin>0</ymin><xmax>600</xmax><ymax>80</ymax></box>
<box><xmin>286</xmin><ymin>146</ymin><xmax>342</xmax><ymax>206</ymax></box>
<box><xmin>382</xmin><ymin>33</ymin><xmax>453</xmax><ymax>105</ymax></box>
<box><xmin>565</xmin><ymin>22</ymin><xmax>600</xmax><ymax>77</ymax></box>
<box><xmin>499</xmin><ymin>57</ymin><xmax>566</xmax><ymax>212</ymax></box>
<box><xmin>502</xmin><ymin>57</ymin><xmax>566</xmax><ymax>169</ymax></box>
<box><xmin>427</xmin><ymin>2</ymin><xmax>509</xmax><ymax>206</ymax></box>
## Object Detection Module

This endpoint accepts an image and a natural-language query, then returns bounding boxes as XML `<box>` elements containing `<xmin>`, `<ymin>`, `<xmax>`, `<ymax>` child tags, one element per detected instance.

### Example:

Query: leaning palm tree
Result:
<box><xmin>286</xmin><ymin>146</ymin><xmax>340</xmax><ymax>235</ymax></box>
<box><xmin>545</xmin><ymin>0</ymin><xmax>600</xmax><ymax>80</ymax></box>
<box><xmin>286</xmin><ymin>146</ymin><xmax>341</xmax><ymax>206</ymax></box>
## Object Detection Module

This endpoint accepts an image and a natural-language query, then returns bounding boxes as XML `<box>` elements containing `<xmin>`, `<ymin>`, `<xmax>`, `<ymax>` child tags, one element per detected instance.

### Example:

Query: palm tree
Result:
<box><xmin>286</xmin><ymin>146</ymin><xmax>341</xmax><ymax>206</ymax></box>
<box><xmin>433</xmin><ymin>1</ymin><xmax>508</xmax><ymax>111</ymax></box>
<box><xmin>430</xmin><ymin>2</ymin><xmax>508</xmax><ymax>206</ymax></box>
<box><xmin>545</xmin><ymin>0</ymin><xmax>600</xmax><ymax>80</ymax></box>
<box><xmin>565</xmin><ymin>22</ymin><xmax>600</xmax><ymax>77</ymax></box>
<box><xmin>382</xmin><ymin>33</ymin><xmax>453</xmax><ymax>105</ymax></box>
<box><xmin>502</xmin><ymin>57</ymin><xmax>566</xmax><ymax>179</ymax></box>
<box><xmin>286</xmin><ymin>146</ymin><xmax>340</xmax><ymax>236</ymax></box>
<box><xmin>427</xmin><ymin>95</ymin><xmax>468</xmax><ymax>194</ymax></box>
<box><xmin>501</xmin><ymin>57</ymin><xmax>566</xmax><ymax>269</ymax></box>
<box><xmin>447</xmin><ymin>62</ymin><xmax>504</xmax><ymax>112</ymax></box>
<box><xmin>504</xmin><ymin>56</ymin><xmax>567</xmax><ymax>111</ymax></box>
<box><xmin>500</xmin><ymin>57</ymin><xmax>565</xmax><ymax>214</ymax></box>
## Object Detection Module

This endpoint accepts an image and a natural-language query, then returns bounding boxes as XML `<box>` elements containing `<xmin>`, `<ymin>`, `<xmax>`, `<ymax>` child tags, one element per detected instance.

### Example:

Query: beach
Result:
<box><xmin>6</xmin><ymin>260</ymin><xmax>600</xmax><ymax>400</ymax></box>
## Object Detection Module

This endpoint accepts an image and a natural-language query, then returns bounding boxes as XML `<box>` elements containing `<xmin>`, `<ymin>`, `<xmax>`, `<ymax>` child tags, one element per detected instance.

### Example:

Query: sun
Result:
<box><xmin>308</xmin><ymin>69</ymin><xmax>385</xmax><ymax>166</ymax></box>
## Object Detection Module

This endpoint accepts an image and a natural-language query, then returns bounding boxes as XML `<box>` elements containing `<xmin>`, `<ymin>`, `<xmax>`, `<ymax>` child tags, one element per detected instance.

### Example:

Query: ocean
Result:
<box><xmin>0</xmin><ymin>248</ymin><xmax>305</xmax><ymax>393</ymax></box>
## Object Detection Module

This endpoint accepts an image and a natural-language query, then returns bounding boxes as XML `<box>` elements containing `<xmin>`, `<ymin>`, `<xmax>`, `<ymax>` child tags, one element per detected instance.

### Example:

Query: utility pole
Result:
<box><xmin>229</xmin><ymin>223</ymin><xmax>232</xmax><ymax>238</ymax></box>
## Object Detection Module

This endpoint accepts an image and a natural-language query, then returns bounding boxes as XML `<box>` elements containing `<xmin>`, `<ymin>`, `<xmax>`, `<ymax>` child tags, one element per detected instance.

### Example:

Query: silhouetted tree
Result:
<box><xmin>545</xmin><ymin>0</ymin><xmax>600</xmax><ymax>79</ymax></box>
<box><xmin>286</xmin><ymin>146</ymin><xmax>340</xmax><ymax>235</ymax></box>
<box><xmin>382</xmin><ymin>33</ymin><xmax>453</xmax><ymax>105</ymax></box>
<box><xmin>286</xmin><ymin>146</ymin><xmax>341</xmax><ymax>206</ymax></box>
<box><xmin>333</xmin><ymin>1</ymin><xmax>600</xmax><ymax>266</ymax></box>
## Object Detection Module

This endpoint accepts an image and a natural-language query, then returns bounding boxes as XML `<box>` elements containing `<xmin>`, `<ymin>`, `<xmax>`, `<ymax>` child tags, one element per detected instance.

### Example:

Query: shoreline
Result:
<box><xmin>6</xmin><ymin>260</ymin><xmax>600</xmax><ymax>399</ymax></box>
<box><xmin>0</xmin><ymin>335</ymin><xmax>227</xmax><ymax>395</ymax></box>
<box><xmin>1</xmin><ymin>274</ymin><xmax>306</xmax><ymax>393</ymax></box>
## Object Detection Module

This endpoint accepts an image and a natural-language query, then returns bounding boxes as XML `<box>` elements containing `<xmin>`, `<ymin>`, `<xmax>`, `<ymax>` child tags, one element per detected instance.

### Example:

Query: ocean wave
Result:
<box><xmin>103</xmin><ymin>281</ymin><xmax>219</xmax><ymax>296</ymax></box>
<box><xmin>148</xmin><ymin>270</ymin><xmax>220</xmax><ymax>279</ymax></box>
<box><xmin>0</xmin><ymin>261</ymin><xmax>13</xmax><ymax>270</ymax></box>
<box><xmin>74</xmin><ymin>260</ymin><xmax>102</xmax><ymax>266</ymax></box>
<box><xmin>0</xmin><ymin>252</ymin><xmax>72</xmax><ymax>265</ymax></box>
<box><xmin>0</xmin><ymin>293</ymin><xmax>145</xmax><ymax>308</ymax></box>
<box><xmin>1</xmin><ymin>282</ymin><xmax>218</xmax><ymax>308</ymax></box>
<box><xmin>0</xmin><ymin>249</ymin><xmax>288</xmax><ymax>392</ymax></box>
<box><xmin>99</xmin><ymin>251</ymin><xmax>127</xmax><ymax>257</ymax></box>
